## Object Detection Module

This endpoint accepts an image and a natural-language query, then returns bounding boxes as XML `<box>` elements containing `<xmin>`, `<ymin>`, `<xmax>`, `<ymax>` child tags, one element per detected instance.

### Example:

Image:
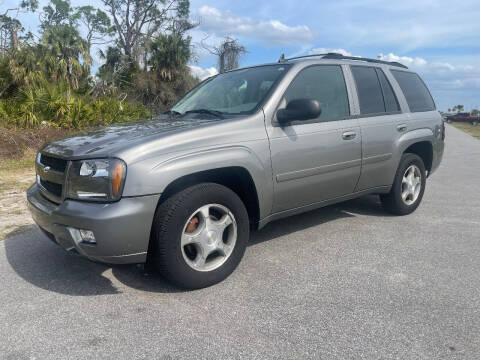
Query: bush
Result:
<box><xmin>0</xmin><ymin>85</ymin><xmax>150</xmax><ymax>130</ymax></box>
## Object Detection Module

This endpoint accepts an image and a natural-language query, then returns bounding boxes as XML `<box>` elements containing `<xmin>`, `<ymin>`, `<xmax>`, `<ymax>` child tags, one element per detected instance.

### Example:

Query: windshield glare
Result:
<box><xmin>172</xmin><ymin>65</ymin><xmax>290</xmax><ymax>115</ymax></box>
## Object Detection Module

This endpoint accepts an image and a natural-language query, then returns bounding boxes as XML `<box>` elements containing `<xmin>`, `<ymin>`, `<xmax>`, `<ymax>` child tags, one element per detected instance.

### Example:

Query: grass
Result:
<box><xmin>0</xmin><ymin>149</ymin><xmax>36</xmax><ymax>172</ymax></box>
<box><xmin>450</xmin><ymin>122</ymin><xmax>480</xmax><ymax>140</ymax></box>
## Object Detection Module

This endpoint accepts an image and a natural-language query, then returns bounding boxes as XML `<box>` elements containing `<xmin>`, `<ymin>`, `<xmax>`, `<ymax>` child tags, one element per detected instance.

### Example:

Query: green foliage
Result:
<box><xmin>41</xmin><ymin>0</ymin><xmax>74</xmax><ymax>29</ymax></box>
<box><xmin>1</xmin><ymin>0</ymin><xmax>202</xmax><ymax>131</ymax></box>
<box><xmin>74</xmin><ymin>6</ymin><xmax>112</xmax><ymax>51</ymax></box>
<box><xmin>131</xmin><ymin>64</ymin><xmax>198</xmax><ymax>113</ymax></box>
<box><xmin>150</xmin><ymin>34</ymin><xmax>191</xmax><ymax>81</ymax></box>
<box><xmin>0</xmin><ymin>81</ymin><xmax>150</xmax><ymax>129</ymax></box>
<box><xmin>20</xmin><ymin>0</ymin><xmax>39</xmax><ymax>12</ymax></box>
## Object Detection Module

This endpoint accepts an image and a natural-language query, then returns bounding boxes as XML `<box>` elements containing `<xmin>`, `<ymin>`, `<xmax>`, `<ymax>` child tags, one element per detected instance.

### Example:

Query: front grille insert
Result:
<box><xmin>37</xmin><ymin>153</ymin><xmax>68</xmax><ymax>202</ymax></box>
<box><xmin>40</xmin><ymin>154</ymin><xmax>67</xmax><ymax>173</ymax></box>
<box><xmin>40</xmin><ymin>179</ymin><xmax>62</xmax><ymax>198</ymax></box>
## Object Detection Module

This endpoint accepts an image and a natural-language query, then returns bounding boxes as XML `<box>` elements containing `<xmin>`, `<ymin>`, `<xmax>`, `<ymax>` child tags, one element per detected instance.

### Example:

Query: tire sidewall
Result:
<box><xmin>156</xmin><ymin>183</ymin><xmax>249</xmax><ymax>289</ymax></box>
<box><xmin>391</xmin><ymin>153</ymin><xmax>426</xmax><ymax>214</ymax></box>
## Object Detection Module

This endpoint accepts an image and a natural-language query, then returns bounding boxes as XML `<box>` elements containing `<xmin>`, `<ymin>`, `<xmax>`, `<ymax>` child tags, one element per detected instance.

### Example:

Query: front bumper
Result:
<box><xmin>27</xmin><ymin>183</ymin><xmax>160</xmax><ymax>264</ymax></box>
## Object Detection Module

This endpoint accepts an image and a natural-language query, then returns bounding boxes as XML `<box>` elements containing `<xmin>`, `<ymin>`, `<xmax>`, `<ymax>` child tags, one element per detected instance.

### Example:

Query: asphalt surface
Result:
<box><xmin>1</xmin><ymin>124</ymin><xmax>479</xmax><ymax>359</ymax></box>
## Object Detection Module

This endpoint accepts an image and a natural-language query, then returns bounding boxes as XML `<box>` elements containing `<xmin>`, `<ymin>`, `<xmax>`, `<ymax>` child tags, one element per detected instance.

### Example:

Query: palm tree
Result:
<box><xmin>7</xmin><ymin>44</ymin><xmax>47</xmax><ymax>90</ymax></box>
<box><xmin>42</xmin><ymin>24</ymin><xmax>90</xmax><ymax>97</ymax></box>
<box><xmin>149</xmin><ymin>34</ymin><xmax>191</xmax><ymax>81</ymax></box>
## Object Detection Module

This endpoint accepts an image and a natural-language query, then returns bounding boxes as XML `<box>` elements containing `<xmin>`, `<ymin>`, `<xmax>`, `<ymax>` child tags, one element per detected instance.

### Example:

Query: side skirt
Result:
<box><xmin>257</xmin><ymin>185</ymin><xmax>391</xmax><ymax>229</ymax></box>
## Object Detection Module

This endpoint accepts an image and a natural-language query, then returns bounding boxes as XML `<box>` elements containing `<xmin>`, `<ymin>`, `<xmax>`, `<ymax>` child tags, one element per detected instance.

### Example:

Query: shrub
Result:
<box><xmin>0</xmin><ymin>85</ymin><xmax>150</xmax><ymax>130</ymax></box>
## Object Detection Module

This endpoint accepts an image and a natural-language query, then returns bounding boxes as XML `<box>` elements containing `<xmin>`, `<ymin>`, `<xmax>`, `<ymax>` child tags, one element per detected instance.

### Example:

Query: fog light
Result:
<box><xmin>79</xmin><ymin>229</ymin><xmax>96</xmax><ymax>244</ymax></box>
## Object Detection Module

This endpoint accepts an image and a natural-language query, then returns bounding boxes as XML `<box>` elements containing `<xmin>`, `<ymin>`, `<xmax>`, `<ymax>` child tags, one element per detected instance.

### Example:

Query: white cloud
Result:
<box><xmin>301</xmin><ymin>0</ymin><xmax>480</xmax><ymax>52</ymax></box>
<box><xmin>378</xmin><ymin>52</ymin><xmax>480</xmax><ymax>109</ymax></box>
<box><xmin>309</xmin><ymin>48</ymin><xmax>352</xmax><ymax>56</ymax></box>
<box><xmin>196</xmin><ymin>6</ymin><xmax>314</xmax><ymax>46</ymax></box>
<box><xmin>189</xmin><ymin>65</ymin><xmax>218</xmax><ymax>80</ymax></box>
<box><xmin>378</xmin><ymin>53</ymin><xmax>427</xmax><ymax>68</ymax></box>
<box><xmin>378</xmin><ymin>53</ymin><xmax>477</xmax><ymax>81</ymax></box>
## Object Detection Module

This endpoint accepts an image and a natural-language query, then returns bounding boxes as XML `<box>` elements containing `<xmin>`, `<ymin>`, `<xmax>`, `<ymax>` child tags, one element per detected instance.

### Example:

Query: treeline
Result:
<box><xmin>0</xmin><ymin>0</ymin><xmax>199</xmax><ymax>129</ymax></box>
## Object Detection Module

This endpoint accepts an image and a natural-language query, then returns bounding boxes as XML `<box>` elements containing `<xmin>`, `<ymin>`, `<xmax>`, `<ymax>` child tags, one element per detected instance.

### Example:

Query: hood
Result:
<box><xmin>40</xmin><ymin>116</ymin><xmax>218</xmax><ymax>159</ymax></box>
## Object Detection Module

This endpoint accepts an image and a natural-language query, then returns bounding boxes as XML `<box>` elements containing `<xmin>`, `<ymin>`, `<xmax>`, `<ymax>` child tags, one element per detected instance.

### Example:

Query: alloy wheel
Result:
<box><xmin>181</xmin><ymin>204</ymin><xmax>237</xmax><ymax>272</ymax></box>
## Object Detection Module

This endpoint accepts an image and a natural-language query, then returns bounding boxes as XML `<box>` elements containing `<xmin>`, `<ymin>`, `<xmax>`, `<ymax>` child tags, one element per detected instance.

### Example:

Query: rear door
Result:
<box><xmin>266</xmin><ymin>64</ymin><xmax>362</xmax><ymax>213</ymax></box>
<box><xmin>349</xmin><ymin>65</ymin><xmax>406</xmax><ymax>190</ymax></box>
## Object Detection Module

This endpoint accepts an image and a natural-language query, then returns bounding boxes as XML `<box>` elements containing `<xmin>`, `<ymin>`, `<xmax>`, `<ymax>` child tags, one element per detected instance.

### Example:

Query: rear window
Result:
<box><xmin>391</xmin><ymin>70</ymin><xmax>435</xmax><ymax>112</ymax></box>
<box><xmin>377</xmin><ymin>69</ymin><xmax>400</xmax><ymax>113</ymax></box>
<box><xmin>351</xmin><ymin>66</ymin><xmax>385</xmax><ymax>114</ymax></box>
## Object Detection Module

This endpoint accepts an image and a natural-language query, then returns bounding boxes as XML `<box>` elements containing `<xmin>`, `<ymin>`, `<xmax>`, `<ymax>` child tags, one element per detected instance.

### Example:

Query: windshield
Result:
<box><xmin>171</xmin><ymin>64</ymin><xmax>290</xmax><ymax>115</ymax></box>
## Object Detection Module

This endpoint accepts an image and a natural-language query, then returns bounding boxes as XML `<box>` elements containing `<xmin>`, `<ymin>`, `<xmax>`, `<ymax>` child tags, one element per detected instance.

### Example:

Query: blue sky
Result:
<box><xmin>2</xmin><ymin>0</ymin><xmax>480</xmax><ymax>111</ymax></box>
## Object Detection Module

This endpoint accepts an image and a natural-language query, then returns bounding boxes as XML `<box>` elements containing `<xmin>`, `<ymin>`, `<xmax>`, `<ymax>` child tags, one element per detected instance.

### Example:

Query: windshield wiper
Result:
<box><xmin>163</xmin><ymin>110</ymin><xmax>182</xmax><ymax>116</ymax></box>
<box><xmin>183</xmin><ymin>108</ymin><xmax>225</xmax><ymax>118</ymax></box>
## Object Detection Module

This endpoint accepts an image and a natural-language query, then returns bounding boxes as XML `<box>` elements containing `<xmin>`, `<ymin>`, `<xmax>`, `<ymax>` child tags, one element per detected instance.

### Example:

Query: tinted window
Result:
<box><xmin>391</xmin><ymin>70</ymin><xmax>435</xmax><ymax>112</ymax></box>
<box><xmin>376</xmin><ymin>69</ymin><xmax>400</xmax><ymax>112</ymax></box>
<box><xmin>172</xmin><ymin>64</ymin><xmax>290</xmax><ymax>115</ymax></box>
<box><xmin>284</xmin><ymin>65</ymin><xmax>349</xmax><ymax>121</ymax></box>
<box><xmin>351</xmin><ymin>66</ymin><xmax>385</xmax><ymax>114</ymax></box>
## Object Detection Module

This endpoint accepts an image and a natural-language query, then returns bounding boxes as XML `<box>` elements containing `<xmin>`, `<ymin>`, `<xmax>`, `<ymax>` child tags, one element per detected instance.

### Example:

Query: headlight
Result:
<box><xmin>66</xmin><ymin>158</ymin><xmax>126</xmax><ymax>202</ymax></box>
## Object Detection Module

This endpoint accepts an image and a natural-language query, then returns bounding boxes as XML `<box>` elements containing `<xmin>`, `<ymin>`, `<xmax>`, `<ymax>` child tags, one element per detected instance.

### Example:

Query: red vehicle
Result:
<box><xmin>446</xmin><ymin>112</ymin><xmax>480</xmax><ymax>124</ymax></box>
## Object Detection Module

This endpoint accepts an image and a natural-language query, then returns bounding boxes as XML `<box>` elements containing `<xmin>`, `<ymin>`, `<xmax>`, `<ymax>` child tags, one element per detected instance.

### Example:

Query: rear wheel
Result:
<box><xmin>381</xmin><ymin>153</ymin><xmax>426</xmax><ymax>215</ymax></box>
<box><xmin>150</xmin><ymin>183</ymin><xmax>249</xmax><ymax>289</ymax></box>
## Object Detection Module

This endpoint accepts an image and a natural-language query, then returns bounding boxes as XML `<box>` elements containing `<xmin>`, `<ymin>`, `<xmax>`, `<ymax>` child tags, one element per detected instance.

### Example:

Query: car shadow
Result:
<box><xmin>250</xmin><ymin>194</ymin><xmax>389</xmax><ymax>246</ymax></box>
<box><xmin>4</xmin><ymin>195</ymin><xmax>388</xmax><ymax>296</ymax></box>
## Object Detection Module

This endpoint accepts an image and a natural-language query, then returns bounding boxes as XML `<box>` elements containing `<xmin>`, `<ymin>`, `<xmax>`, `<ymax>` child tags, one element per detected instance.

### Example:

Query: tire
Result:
<box><xmin>150</xmin><ymin>183</ymin><xmax>249</xmax><ymax>289</ymax></box>
<box><xmin>381</xmin><ymin>153</ymin><xmax>426</xmax><ymax>215</ymax></box>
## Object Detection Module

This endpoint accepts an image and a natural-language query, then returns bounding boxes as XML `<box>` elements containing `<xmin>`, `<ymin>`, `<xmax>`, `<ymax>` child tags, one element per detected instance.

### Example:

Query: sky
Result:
<box><xmin>2</xmin><ymin>0</ymin><xmax>480</xmax><ymax>111</ymax></box>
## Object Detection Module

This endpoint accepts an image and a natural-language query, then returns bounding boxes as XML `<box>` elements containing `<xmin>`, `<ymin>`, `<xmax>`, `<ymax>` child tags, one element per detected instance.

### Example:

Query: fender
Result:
<box><xmin>396</xmin><ymin>128</ymin><xmax>434</xmax><ymax>153</ymax></box>
<box><xmin>385</xmin><ymin>127</ymin><xmax>434</xmax><ymax>184</ymax></box>
<box><xmin>123</xmin><ymin>145</ymin><xmax>273</xmax><ymax>220</ymax></box>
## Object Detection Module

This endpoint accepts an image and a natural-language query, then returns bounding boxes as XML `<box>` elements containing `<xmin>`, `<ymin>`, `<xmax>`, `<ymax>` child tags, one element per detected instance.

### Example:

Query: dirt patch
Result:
<box><xmin>0</xmin><ymin>126</ymin><xmax>78</xmax><ymax>240</ymax></box>
<box><xmin>0</xmin><ymin>126</ymin><xmax>72</xmax><ymax>159</ymax></box>
<box><xmin>0</xmin><ymin>152</ymin><xmax>36</xmax><ymax>241</ymax></box>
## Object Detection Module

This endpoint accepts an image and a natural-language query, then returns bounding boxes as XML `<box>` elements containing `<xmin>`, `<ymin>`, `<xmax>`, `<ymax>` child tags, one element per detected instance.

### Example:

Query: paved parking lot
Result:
<box><xmin>1</xmin><ymin>124</ymin><xmax>479</xmax><ymax>359</ymax></box>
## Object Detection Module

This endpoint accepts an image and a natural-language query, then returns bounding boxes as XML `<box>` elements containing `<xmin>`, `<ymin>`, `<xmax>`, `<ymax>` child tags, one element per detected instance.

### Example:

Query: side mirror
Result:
<box><xmin>277</xmin><ymin>99</ymin><xmax>321</xmax><ymax>125</ymax></box>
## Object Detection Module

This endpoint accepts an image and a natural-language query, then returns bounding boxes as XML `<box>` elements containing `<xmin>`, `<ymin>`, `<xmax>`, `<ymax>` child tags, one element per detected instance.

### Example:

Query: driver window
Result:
<box><xmin>283</xmin><ymin>65</ymin><xmax>350</xmax><ymax>122</ymax></box>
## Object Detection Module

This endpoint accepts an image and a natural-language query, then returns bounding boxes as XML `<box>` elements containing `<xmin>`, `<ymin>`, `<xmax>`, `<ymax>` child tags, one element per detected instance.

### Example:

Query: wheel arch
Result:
<box><xmin>403</xmin><ymin>141</ymin><xmax>433</xmax><ymax>174</ymax></box>
<box><xmin>397</xmin><ymin>128</ymin><xmax>434</xmax><ymax>174</ymax></box>
<box><xmin>158</xmin><ymin>166</ymin><xmax>261</xmax><ymax>229</ymax></box>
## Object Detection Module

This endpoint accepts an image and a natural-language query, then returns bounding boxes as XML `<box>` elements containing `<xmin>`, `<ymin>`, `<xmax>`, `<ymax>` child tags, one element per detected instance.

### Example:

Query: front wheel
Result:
<box><xmin>381</xmin><ymin>153</ymin><xmax>426</xmax><ymax>215</ymax></box>
<box><xmin>150</xmin><ymin>183</ymin><xmax>249</xmax><ymax>289</ymax></box>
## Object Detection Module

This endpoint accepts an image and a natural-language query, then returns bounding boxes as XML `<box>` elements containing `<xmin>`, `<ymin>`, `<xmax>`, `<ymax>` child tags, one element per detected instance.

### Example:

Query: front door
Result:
<box><xmin>266</xmin><ymin>65</ymin><xmax>362</xmax><ymax>213</ymax></box>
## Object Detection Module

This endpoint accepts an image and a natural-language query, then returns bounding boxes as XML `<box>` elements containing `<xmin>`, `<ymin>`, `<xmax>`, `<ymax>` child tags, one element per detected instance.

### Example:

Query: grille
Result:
<box><xmin>40</xmin><ymin>154</ymin><xmax>67</xmax><ymax>172</ymax></box>
<box><xmin>40</xmin><ymin>179</ymin><xmax>62</xmax><ymax>198</ymax></box>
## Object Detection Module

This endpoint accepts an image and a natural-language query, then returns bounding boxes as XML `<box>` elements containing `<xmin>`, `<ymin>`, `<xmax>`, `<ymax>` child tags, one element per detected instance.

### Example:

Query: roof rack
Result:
<box><xmin>278</xmin><ymin>52</ymin><xmax>408</xmax><ymax>69</ymax></box>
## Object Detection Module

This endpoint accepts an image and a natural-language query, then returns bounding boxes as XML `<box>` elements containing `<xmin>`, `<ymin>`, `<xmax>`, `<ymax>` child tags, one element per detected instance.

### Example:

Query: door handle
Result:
<box><xmin>397</xmin><ymin>124</ymin><xmax>408</xmax><ymax>132</ymax></box>
<box><xmin>342</xmin><ymin>131</ymin><xmax>356</xmax><ymax>140</ymax></box>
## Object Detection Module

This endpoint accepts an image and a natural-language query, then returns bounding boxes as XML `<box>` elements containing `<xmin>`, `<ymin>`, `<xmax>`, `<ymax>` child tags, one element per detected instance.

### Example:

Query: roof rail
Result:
<box><xmin>278</xmin><ymin>52</ymin><xmax>408</xmax><ymax>69</ymax></box>
<box><xmin>322</xmin><ymin>53</ymin><xmax>408</xmax><ymax>69</ymax></box>
<box><xmin>278</xmin><ymin>53</ymin><xmax>329</xmax><ymax>62</ymax></box>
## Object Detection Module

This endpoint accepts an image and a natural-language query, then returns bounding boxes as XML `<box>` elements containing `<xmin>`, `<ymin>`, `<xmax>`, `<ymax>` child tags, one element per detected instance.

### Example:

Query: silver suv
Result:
<box><xmin>27</xmin><ymin>53</ymin><xmax>445</xmax><ymax>288</ymax></box>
